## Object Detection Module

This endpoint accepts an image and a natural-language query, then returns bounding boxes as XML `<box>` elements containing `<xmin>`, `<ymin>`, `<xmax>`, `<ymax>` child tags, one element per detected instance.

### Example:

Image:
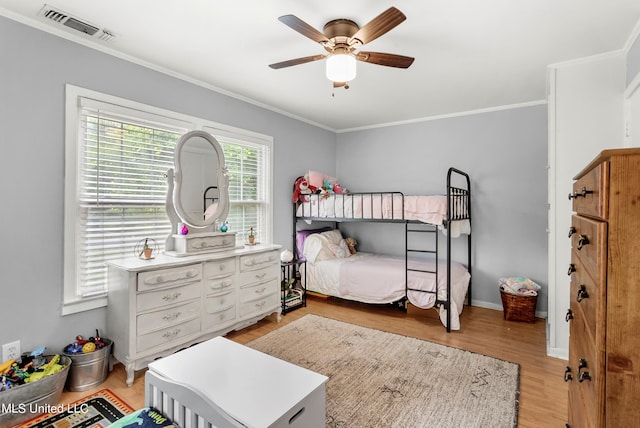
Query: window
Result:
<box><xmin>64</xmin><ymin>86</ymin><xmax>272</xmax><ymax>314</ymax></box>
<box><xmin>204</xmin><ymin>127</ymin><xmax>271</xmax><ymax>244</ymax></box>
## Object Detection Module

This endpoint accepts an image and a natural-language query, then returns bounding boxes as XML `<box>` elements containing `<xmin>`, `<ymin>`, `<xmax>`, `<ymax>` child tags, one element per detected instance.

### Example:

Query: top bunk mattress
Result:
<box><xmin>296</xmin><ymin>193</ymin><xmax>449</xmax><ymax>225</ymax></box>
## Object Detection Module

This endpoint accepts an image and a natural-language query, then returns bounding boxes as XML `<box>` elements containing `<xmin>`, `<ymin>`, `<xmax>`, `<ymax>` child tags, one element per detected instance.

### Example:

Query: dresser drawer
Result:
<box><xmin>569</xmin><ymin>309</ymin><xmax>603</xmax><ymax>428</ymax></box>
<box><xmin>138</xmin><ymin>264</ymin><xmax>201</xmax><ymax>292</ymax></box>
<box><xmin>173</xmin><ymin>233</ymin><xmax>236</xmax><ymax>254</ymax></box>
<box><xmin>204</xmin><ymin>258</ymin><xmax>236</xmax><ymax>279</ymax></box>
<box><xmin>569</xmin><ymin>259</ymin><xmax>601</xmax><ymax>349</ymax></box>
<box><xmin>572</xmin><ymin>161</ymin><xmax>609</xmax><ymax>219</ymax></box>
<box><xmin>136</xmin><ymin>282</ymin><xmax>201</xmax><ymax>313</ymax></box>
<box><xmin>204</xmin><ymin>305</ymin><xmax>236</xmax><ymax>330</ymax></box>
<box><xmin>204</xmin><ymin>276</ymin><xmax>235</xmax><ymax>296</ymax></box>
<box><xmin>239</xmin><ymin>293</ymin><xmax>279</xmax><ymax>318</ymax></box>
<box><xmin>240</xmin><ymin>250</ymin><xmax>279</xmax><ymax>272</ymax></box>
<box><xmin>239</xmin><ymin>280</ymin><xmax>278</xmax><ymax>303</ymax></box>
<box><xmin>137</xmin><ymin>300</ymin><xmax>201</xmax><ymax>335</ymax></box>
<box><xmin>570</xmin><ymin>215</ymin><xmax>607</xmax><ymax>286</ymax></box>
<box><xmin>239</xmin><ymin>264</ymin><xmax>279</xmax><ymax>287</ymax></box>
<box><xmin>204</xmin><ymin>290</ymin><xmax>235</xmax><ymax>314</ymax></box>
<box><xmin>136</xmin><ymin>317</ymin><xmax>201</xmax><ymax>353</ymax></box>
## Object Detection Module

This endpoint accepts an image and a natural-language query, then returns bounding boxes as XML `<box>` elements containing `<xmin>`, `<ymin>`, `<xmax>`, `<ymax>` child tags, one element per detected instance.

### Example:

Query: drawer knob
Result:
<box><xmin>568</xmin><ymin>186</ymin><xmax>593</xmax><ymax>200</ymax></box>
<box><xmin>577</xmin><ymin>235</ymin><xmax>590</xmax><ymax>250</ymax></box>
<box><xmin>162</xmin><ymin>328</ymin><xmax>180</xmax><ymax>339</ymax></box>
<box><xmin>568</xmin><ymin>226</ymin><xmax>576</xmax><ymax>238</ymax></box>
<box><xmin>567</xmin><ymin>264</ymin><xmax>576</xmax><ymax>276</ymax></box>
<box><xmin>162</xmin><ymin>312</ymin><xmax>181</xmax><ymax>321</ymax></box>
<box><xmin>565</xmin><ymin>309</ymin><xmax>574</xmax><ymax>322</ymax></box>
<box><xmin>162</xmin><ymin>292</ymin><xmax>181</xmax><ymax>301</ymax></box>
<box><xmin>577</xmin><ymin>285</ymin><xmax>589</xmax><ymax>302</ymax></box>
<box><xmin>564</xmin><ymin>366</ymin><xmax>573</xmax><ymax>382</ymax></box>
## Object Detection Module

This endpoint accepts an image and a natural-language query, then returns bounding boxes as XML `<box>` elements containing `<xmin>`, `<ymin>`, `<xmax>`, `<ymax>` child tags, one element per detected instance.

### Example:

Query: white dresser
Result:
<box><xmin>106</xmin><ymin>244</ymin><xmax>281</xmax><ymax>386</ymax></box>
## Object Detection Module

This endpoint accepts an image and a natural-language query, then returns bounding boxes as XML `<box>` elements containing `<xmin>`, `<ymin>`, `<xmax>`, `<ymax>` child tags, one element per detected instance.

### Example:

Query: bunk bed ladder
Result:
<box><xmin>404</xmin><ymin>221</ymin><xmax>442</xmax><ymax>317</ymax></box>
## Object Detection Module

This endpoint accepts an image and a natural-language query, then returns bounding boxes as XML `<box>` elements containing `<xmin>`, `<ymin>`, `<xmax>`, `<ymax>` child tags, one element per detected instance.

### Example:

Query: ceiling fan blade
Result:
<box><xmin>333</xmin><ymin>81</ymin><xmax>347</xmax><ymax>88</ymax></box>
<box><xmin>278</xmin><ymin>15</ymin><xmax>330</xmax><ymax>44</ymax></box>
<box><xmin>351</xmin><ymin>7</ymin><xmax>406</xmax><ymax>45</ymax></box>
<box><xmin>355</xmin><ymin>51</ymin><xmax>414</xmax><ymax>68</ymax></box>
<box><xmin>269</xmin><ymin>54</ymin><xmax>327</xmax><ymax>69</ymax></box>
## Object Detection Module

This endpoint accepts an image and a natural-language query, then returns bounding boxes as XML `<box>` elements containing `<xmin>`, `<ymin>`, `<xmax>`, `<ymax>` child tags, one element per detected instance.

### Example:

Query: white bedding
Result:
<box><xmin>297</xmin><ymin>194</ymin><xmax>449</xmax><ymax>225</ymax></box>
<box><xmin>303</xmin><ymin>252</ymin><xmax>470</xmax><ymax>330</ymax></box>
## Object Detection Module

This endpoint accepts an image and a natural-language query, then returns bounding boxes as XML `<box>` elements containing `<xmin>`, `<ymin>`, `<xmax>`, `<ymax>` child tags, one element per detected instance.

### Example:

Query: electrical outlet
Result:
<box><xmin>2</xmin><ymin>340</ymin><xmax>21</xmax><ymax>361</ymax></box>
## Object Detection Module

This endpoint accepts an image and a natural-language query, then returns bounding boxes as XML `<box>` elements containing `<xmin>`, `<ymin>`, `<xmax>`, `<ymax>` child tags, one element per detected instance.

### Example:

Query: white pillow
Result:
<box><xmin>320</xmin><ymin>229</ymin><xmax>343</xmax><ymax>245</ymax></box>
<box><xmin>303</xmin><ymin>229</ymin><xmax>344</xmax><ymax>264</ymax></box>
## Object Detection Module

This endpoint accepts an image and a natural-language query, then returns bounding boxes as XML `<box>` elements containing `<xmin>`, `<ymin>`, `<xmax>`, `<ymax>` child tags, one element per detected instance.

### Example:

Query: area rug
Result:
<box><xmin>247</xmin><ymin>314</ymin><xmax>520</xmax><ymax>428</ymax></box>
<box><xmin>19</xmin><ymin>389</ymin><xmax>134</xmax><ymax>428</ymax></box>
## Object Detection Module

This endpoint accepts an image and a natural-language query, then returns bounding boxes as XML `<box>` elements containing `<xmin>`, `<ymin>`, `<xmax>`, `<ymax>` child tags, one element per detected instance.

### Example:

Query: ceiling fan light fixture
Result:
<box><xmin>326</xmin><ymin>54</ymin><xmax>356</xmax><ymax>82</ymax></box>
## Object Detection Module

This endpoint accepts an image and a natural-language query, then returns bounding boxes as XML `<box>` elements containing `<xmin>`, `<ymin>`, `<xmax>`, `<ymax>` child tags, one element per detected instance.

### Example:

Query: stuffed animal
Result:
<box><xmin>322</xmin><ymin>178</ymin><xmax>335</xmax><ymax>195</ymax></box>
<box><xmin>292</xmin><ymin>176</ymin><xmax>317</xmax><ymax>202</ymax></box>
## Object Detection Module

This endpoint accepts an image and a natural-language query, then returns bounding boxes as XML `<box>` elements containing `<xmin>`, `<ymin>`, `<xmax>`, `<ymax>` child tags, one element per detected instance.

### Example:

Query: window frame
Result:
<box><xmin>63</xmin><ymin>84</ymin><xmax>273</xmax><ymax>315</ymax></box>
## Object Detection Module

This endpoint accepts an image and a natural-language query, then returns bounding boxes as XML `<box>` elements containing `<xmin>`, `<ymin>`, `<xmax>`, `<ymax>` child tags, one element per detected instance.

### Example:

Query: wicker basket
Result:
<box><xmin>500</xmin><ymin>290</ymin><xmax>537</xmax><ymax>323</ymax></box>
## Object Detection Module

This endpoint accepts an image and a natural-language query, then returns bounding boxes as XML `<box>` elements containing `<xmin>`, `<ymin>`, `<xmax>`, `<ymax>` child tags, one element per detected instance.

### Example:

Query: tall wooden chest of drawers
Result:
<box><xmin>566</xmin><ymin>148</ymin><xmax>640</xmax><ymax>427</ymax></box>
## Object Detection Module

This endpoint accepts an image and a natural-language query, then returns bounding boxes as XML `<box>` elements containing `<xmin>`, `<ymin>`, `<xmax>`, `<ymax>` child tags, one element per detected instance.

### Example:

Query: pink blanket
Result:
<box><xmin>297</xmin><ymin>194</ymin><xmax>448</xmax><ymax>225</ymax></box>
<box><xmin>337</xmin><ymin>254</ymin><xmax>470</xmax><ymax>330</ymax></box>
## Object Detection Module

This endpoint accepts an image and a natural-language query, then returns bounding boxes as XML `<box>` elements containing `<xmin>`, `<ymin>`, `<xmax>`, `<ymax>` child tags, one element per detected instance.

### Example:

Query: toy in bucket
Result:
<box><xmin>499</xmin><ymin>277</ymin><xmax>540</xmax><ymax>323</ymax></box>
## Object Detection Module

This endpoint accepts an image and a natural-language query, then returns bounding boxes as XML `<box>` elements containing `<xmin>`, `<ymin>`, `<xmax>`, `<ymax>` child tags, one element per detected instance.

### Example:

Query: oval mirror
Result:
<box><xmin>172</xmin><ymin>130</ymin><xmax>229</xmax><ymax>229</ymax></box>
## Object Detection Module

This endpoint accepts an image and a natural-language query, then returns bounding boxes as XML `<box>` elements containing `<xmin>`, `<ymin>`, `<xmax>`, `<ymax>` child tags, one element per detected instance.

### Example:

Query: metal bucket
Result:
<box><xmin>63</xmin><ymin>338</ymin><xmax>112</xmax><ymax>392</ymax></box>
<box><xmin>0</xmin><ymin>355</ymin><xmax>71</xmax><ymax>427</ymax></box>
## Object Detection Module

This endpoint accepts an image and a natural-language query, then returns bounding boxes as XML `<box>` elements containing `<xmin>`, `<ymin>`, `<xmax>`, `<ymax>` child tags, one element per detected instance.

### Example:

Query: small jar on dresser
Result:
<box><xmin>565</xmin><ymin>148</ymin><xmax>640</xmax><ymax>427</ymax></box>
<box><xmin>106</xmin><ymin>244</ymin><xmax>281</xmax><ymax>387</ymax></box>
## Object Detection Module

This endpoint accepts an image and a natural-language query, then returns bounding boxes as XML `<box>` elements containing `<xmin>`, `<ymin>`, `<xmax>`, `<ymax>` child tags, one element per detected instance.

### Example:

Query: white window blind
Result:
<box><xmin>76</xmin><ymin>103</ymin><xmax>186</xmax><ymax>297</ymax></box>
<box><xmin>64</xmin><ymin>85</ymin><xmax>273</xmax><ymax>315</ymax></box>
<box><xmin>207</xmin><ymin>131</ymin><xmax>271</xmax><ymax>244</ymax></box>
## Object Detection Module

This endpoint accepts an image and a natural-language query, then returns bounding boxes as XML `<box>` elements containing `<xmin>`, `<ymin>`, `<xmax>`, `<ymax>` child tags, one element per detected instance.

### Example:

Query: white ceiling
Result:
<box><xmin>2</xmin><ymin>1</ymin><xmax>640</xmax><ymax>131</ymax></box>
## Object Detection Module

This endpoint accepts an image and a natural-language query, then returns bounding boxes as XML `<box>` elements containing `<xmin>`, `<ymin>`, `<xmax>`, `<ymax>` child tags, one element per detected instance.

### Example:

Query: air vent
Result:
<box><xmin>38</xmin><ymin>4</ymin><xmax>115</xmax><ymax>41</ymax></box>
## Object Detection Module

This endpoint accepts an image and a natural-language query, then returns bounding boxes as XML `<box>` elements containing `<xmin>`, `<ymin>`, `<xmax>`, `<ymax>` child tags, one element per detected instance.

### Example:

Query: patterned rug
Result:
<box><xmin>247</xmin><ymin>314</ymin><xmax>520</xmax><ymax>428</ymax></box>
<box><xmin>19</xmin><ymin>389</ymin><xmax>134</xmax><ymax>428</ymax></box>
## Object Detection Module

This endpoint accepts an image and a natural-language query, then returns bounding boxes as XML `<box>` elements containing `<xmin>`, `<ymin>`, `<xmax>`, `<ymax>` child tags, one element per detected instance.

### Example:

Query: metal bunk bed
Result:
<box><xmin>292</xmin><ymin>167</ymin><xmax>472</xmax><ymax>332</ymax></box>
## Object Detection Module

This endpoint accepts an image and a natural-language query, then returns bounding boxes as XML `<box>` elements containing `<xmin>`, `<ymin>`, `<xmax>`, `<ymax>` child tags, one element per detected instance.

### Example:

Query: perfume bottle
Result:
<box><xmin>220</xmin><ymin>221</ymin><xmax>228</xmax><ymax>233</ymax></box>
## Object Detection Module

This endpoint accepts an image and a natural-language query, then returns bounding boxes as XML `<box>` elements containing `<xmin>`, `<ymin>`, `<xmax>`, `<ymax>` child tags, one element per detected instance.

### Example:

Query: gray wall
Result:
<box><xmin>0</xmin><ymin>16</ymin><xmax>335</xmax><ymax>351</ymax></box>
<box><xmin>627</xmin><ymin>32</ymin><xmax>640</xmax><ymax>86</ymax></box>
<box><xmin>336</xmin><ymin>105</ymin><xmax>549</xmax><ymax>311</ymax></box>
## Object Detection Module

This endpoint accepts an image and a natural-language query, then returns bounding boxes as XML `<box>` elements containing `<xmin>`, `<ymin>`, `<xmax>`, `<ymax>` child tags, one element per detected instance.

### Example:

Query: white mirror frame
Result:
<box><xmin>167</xmin><ymin>130</ymin><xmax>229</xmax><ymax>232</ymax></box>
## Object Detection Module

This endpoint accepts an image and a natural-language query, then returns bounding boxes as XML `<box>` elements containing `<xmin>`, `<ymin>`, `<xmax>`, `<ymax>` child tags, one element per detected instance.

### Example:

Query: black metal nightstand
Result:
<box><xmin>280</xmin><ymin>259</ymin><xmax>307</xmax><ymax>314</ymax></box>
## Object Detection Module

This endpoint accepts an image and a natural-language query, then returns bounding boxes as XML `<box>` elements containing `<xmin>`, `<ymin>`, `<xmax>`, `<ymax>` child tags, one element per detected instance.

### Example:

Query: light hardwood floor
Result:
<box><xmin>59</xmin><ymin>297</ymin><xmax>569</xmax><ymax>427</ymax></box>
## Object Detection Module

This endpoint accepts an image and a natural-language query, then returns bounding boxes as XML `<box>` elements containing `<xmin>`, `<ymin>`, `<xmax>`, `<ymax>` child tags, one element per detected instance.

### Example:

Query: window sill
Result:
<box><xmin>62</xmin><ymin>295</ymin><xmax>107</xmax><ymax>316</ymax></box>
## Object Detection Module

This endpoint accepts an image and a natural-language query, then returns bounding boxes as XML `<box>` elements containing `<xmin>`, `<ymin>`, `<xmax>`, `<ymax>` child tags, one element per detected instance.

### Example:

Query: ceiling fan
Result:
<box><xmin>269</xmin><ymin>7</ymin><xmax>414</xmax><ymax>88</ymax></box>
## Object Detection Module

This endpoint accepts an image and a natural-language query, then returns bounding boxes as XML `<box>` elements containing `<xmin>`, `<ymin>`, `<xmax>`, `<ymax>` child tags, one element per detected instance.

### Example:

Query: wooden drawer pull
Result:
<box><xmin>577</xmin><ymin>285</ymin><xmax>589</xmax><ymax>302</ymax></box>
<box><xmin>564</xmin><ymin>366</ymin><xmax>573</xmax><ymax>382</ymax></box>
<box><xmin>578</xmin><ymin>359</ymin><xmax>591</xmax><ymax>382</ymax></box>
<box><xmin>568</xmin><ymin>186</ymin><xmax>593</xmax><ymax>200</ymax></box>
<box><xmin>577</xmin><ymin>235</ymin><xmax>590</xmax><ymax>250</ymax></box>
<box><xmin>565</xmin><ymin>309</ymin><xmax>573</xmax><ymax>322</ymax></box>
